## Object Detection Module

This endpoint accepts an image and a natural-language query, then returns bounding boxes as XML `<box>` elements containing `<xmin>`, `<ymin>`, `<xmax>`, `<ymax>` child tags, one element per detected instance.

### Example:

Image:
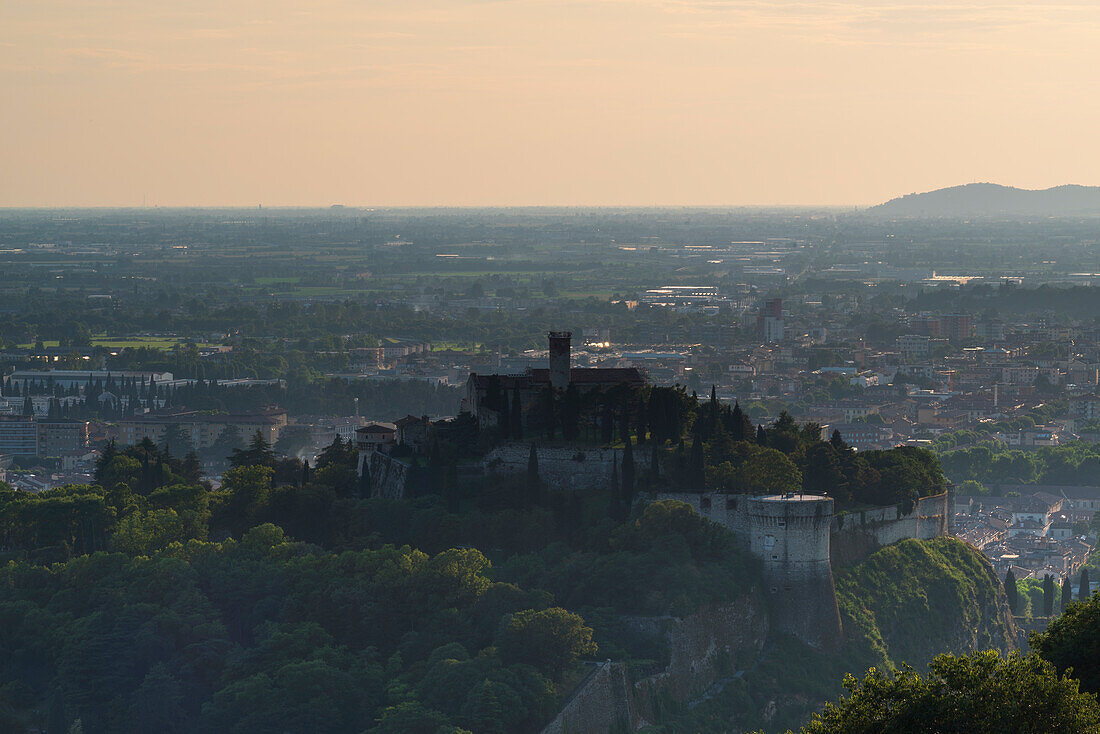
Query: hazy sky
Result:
<box><xmin>4</xmin><ymin>1</ymin><xmax>1100</xmax><ymax>207</ymax></box>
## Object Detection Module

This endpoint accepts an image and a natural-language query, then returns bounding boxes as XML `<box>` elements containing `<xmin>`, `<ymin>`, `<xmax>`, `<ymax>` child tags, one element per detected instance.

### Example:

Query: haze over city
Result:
<box><xmin>5</xmin><ymin>0</ymin><xmax>1100</xmax><ymax>207</ymax></box>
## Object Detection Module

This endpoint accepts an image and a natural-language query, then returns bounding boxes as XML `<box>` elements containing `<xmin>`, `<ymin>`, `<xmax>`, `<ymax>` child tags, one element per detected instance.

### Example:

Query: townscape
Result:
<box><xmin>0</xmin><ymin>207</ymin><xmax>1099</xmax><ymax>731</ymax></box>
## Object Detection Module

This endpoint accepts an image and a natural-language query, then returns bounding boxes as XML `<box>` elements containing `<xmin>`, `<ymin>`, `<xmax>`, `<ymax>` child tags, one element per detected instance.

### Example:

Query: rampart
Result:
<box><xmin>484</xmin><ymin>443</ymin><xmax>652</xmax><ymax>492</ymax></box>
<box><xmin>367</xmin><ymin>451</ymin><xmax>411</xmax><ymax>500</ymax></box>
<box><xmin>540</xmin><ymin>661</ymin><xmax>640</xmax><ymax>734</ymax></box>
<box><xmin>831</xmin><ymin>491</ymin><xmax>950</xmax><ymax>565</ymax></box>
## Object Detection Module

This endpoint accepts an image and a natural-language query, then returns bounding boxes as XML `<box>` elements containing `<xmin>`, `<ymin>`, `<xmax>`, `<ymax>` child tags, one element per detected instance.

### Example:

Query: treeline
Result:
<box><xmin>938</xmin><ymin>442</ymin><xmax>1100</xmax><ymax>488</ymax></box>
<box><xmin>0</xmin><ymin>428</ymin><xmax>762</xmax><ymax>733</ymax></box>
<box><xmin>654</xmin><ymin>391</ymin><xmax>946</xmax><ymax>511</ymax></box>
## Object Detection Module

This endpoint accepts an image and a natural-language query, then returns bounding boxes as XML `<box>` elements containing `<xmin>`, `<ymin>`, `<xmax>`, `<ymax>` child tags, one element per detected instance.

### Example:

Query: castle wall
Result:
<box><xmin>484</xmin><ymin>443</ymin><xmax>652</xmax><ymax>493</ymax></box>
<box><xmin>831</xmin><ymin>491</ymin><xmax>950</xmax><ymax>565</ymax></box>
<box><xmin>657</xmin><ymin>490</ymin><xmax>951</xmax><ymax>567</ymax></box>
<box><xmin>540</xmin><ymin>661</ymin><xmax>640</xmax><ymax>734</ymax></box>
<box><xmin>367</xmin><ymin>451</ymin><xmax>411</xmax><ymax>500</ymax></box>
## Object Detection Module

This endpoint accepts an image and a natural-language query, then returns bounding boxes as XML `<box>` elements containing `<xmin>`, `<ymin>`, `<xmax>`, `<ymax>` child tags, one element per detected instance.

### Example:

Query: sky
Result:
<box><xmin>4</xmin><ymin>0</ymin><xmax>1100</xmax><ymax>207</ymax></box>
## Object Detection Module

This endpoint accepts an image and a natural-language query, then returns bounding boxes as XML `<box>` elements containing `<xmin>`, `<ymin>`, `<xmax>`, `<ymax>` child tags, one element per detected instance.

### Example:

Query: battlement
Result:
<box><xmin>652</xmin><ymin>490</ymin><xmax>950</xmax><ymax>649</ymax></box>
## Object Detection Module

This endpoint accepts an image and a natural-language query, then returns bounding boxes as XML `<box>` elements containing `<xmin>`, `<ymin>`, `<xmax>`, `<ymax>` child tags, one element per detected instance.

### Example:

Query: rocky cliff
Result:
<box><xmin>648</xmin><ymin>537</ymin><xmax>1018</xmax><ymax>733</ymax></box>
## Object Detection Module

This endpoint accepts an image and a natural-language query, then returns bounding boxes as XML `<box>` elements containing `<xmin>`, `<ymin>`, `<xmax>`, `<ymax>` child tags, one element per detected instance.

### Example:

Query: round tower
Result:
<box><xmin>744</xmin><ymin>494</ymin><xmax>842</xmax><ymax>649</ymax></box>
<box><xmin>548</xmin><ymin>331</ymin><xmax>572</xmax><ymax>391</ymax></box>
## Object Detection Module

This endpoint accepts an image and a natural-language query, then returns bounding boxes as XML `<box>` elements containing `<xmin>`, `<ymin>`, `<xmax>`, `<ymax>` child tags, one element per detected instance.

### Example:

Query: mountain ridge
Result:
<box><xmin>870</xmin><ymin>182</ymin><xmax>1100</xmax><ymax>217</ymax></box>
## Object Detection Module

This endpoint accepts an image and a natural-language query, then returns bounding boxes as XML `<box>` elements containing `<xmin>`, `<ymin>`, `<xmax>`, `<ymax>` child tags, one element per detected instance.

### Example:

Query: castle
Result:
<box><xmin>465</xmin><ymin>331</ymin><xmax>645</xmax><ymax>431</ymax></box>
<box><xmin>654</xmin><ymin>489</ymin><xmax>952</xmax><ymax>648</ymax></box>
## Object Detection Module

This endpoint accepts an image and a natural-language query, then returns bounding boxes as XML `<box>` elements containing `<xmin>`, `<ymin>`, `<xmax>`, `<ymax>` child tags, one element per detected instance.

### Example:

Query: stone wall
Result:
<box><xmin>485</xmin><ymin>443</ymin><xmax>652</xmax><ymax>493</ymax></box>
<box><xmin>540</xmin><ymin>662</ymin><xmax>640</xmax><ymax>734</ymax></box>
<box><xmin>541</xmin><ymin>594</ymin><xmax>769</xmax><ymax>734</ymax></box>
<box><xmin>831</xmin><ymin>491</ymin><xmax>950</xmax><ymax>565</ymax></box>
<box><xmin>632</xmin><ymin>592</ymin><xmax>769</xmax><ymax>701</ymax></box>
<box><xmin>368</xmin><ymin>451</ymin><xmax>411</xmax><ymax>500</ymax></box>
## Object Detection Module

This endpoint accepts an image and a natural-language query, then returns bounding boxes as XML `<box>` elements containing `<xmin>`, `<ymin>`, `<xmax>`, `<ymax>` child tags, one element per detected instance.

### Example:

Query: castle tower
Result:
<box><xmin>744</xmin><ymin>494</ymin><xmax>842</xmax><ymax>649</ymax></box>
<box><xmin>548</xmin><ymin>331</ymin><xmax>572</xmax><ymax>391</ymax></box>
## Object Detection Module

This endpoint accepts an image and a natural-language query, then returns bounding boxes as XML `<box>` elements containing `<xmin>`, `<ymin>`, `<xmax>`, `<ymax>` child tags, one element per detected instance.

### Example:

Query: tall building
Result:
<box><xmin>0</xmin><ymin>415</ymin><xmax>38</xmax><ymax>455</ymax></box>
<box><xmin>758</xmin><ymin>297</ymin><xmax>784</xmax><ymax>343</ymax></box>
<box><xmin>548</xmin><ymin>331</ymin><xmax>572</xmax><ymax>390</ymax></box>
<box><xmin>940</xmin><ymin>313</ymin><xmax>974</xmax><ymax>342</ymax></box>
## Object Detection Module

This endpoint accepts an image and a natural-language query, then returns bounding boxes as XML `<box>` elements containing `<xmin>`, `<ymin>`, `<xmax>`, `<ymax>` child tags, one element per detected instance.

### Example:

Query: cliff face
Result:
<box><xmin>541</xmin><ymin>591</ymin><xmax>769</xmax><ymax>734</ymax></box>
<box><xmin>835</xmin><ymin>537</ymin><xmax>1017</xmax><ymax>670</ymax></box>
<box><xmin>650</xmin><ymin>537</ymin><xmax>1019</xmax><ymax>733</ymax></box>
<box><xmin>637</xmin><ymin>589</ymin><xmax>770</xmax><ymax>700</ymax></box>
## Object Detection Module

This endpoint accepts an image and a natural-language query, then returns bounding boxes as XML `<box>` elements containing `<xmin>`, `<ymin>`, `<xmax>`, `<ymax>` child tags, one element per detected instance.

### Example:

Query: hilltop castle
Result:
<box><xmin>465</xmin><ymin>331</ymin><xmax>644</xmax><ymax>431</ymax></box>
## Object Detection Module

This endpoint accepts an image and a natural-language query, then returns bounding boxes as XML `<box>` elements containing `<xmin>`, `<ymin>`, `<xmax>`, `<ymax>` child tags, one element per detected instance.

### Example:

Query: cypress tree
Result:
<box><xmin>688</xmin><ymin>433</ymin><xmax>704</xmax><ymax>490</ymax></box>
<box><xmin>708</xmin><ymin>385</ymin><xmax>718</xmax><ymax>436</ymax></box>
<box><xmin>1005</xmin><ymin>568</ymin><xmax>1019</xmax><ymax>615</ymax></box>
<box><xmin>756</xmin><ymin>425</ymin><xmax>768</xmax><ymax>445</ymax></box>
<box><xmin>1062</xmin><ymin>576</ymin><xmax>1073</xmax><ymax>613</ymax></box>
<box><xmin>445</xmin><ymin>461</ymin><xmax>459</xmax><ymax>513</ymax></box>
<box><xmin>359</xmin><ymin>461</ymin><xmax>371</xmax><ymax>498</ymax></box>
<box><xmin>730</xmin><ymin>401</ymin><xmax>747</xmax><ymax>442</ymax></box>
<box><xmin>511</xmin><ymin>388</ymin><xmax>523</xmax><ymax>440</ymax></box>
<box><xmin>500</xmin><ymin>390</ymin><xmax>511</xmax><ymax>440</ymax></box>
<box><xmin>621</xmin><ymin>437</ymin><xmax>635</xmax><ymax>512</ymax></box>
<box><xmin>526</xmin><ymin>443</ymin><xmax>541</xmax><ymax>507</ymax></box>
<box><xmin>1043</xmin><ymin>574</ymin><xmax>1055</xmax><ymax>617</ymax></box>
<box><xmin>608</xmin><ymin>452</ymin><xmax>621</xmax><ymax>520</ymax></box>
<box><xmin>22</xmin><ymin>395</ymin><xmax>33</xmax><ymax>416</ymax></box>
<box><xmin>302</xmin><ymin>459</ymin><xmax>311</xmax><ymax>485</ymax></box>
<box><xmin>649</xmin><ymin>444</ymin><xmax>660</xmax><ymax>486</ymax></box>
<box><xmin>1081</xmin><ymin>569</ymin><xmax>1091</xmax><ymax>601</ymax></box>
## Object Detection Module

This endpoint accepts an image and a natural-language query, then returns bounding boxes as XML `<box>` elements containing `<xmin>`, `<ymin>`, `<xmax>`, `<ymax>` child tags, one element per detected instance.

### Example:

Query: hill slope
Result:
<box><xmin>870</xmin><ymin>183</ymin><xmax>1100</xmax><ymax>217</ymax></box>
<box><xmin>655</xmin><ymin>537</ymin><xmax>1018</xmax><ymax>733</ymax></box>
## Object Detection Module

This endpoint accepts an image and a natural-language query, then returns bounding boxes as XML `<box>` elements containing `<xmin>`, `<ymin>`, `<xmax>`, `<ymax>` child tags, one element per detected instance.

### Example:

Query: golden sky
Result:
<box><xmin>4</xmin><ymin>1</ymin><xmax>1100</xmax><ymax>207</ymax></box>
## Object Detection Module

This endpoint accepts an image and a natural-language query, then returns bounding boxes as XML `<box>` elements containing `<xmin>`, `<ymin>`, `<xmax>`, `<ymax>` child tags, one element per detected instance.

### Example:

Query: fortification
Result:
<box><xmin>743</xmin><ymin>494</ymin><xmax>842</xmax><ymax>649</ymax></box>
<box><xmin>654</xmin><ymin>489</ymin><xmax>951</xmax><ymax>648</ymax></box>
<box><xmin>548</xmin><ymin>331</ymin><xmax>572</xmax><ymax>390</ymax></box>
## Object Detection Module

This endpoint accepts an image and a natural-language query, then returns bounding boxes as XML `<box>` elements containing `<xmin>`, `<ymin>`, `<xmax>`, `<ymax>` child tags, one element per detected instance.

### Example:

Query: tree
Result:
<box><xmin>230</xmin><ymin>431</ymin><xmax>277</xmax><ymax>469</ymax></box>
<box><xmin>160</xmin><ymin>423</ymin><xmax>191</xmax><ymax>457</ymax></box>
<box><xmin>649</xmin><ymin>444</ymin><xmax>660</xmax><ymax>487</ymax></box>
<box><xmin>608</xmin><ymin>453</ymin><xmax>621</xmax><ymax>521</ymax></box>
<box><xmin>1062</xmin><ymin>577</ymin><xmax>1073</xmax><ymax>614</ymax></box>
<box><xmin>509</xmin><ymin>388</ymin><xmax>523</xmax><ymax>440</ymax></box>
<box><xmin>562</xmin><ymin>383</ymin><xmax>580</xmax><ymax>442</ymax></box>
<box><xmin>1081</xmin><ymin>569</ymin><xmax>1091</xmax><ymax>602</ymax></box>
<box><xmin>1005</xmin><ymin>569</ymin><xmax>1019</xmax><ymax>615</ymax></box>
<box><xmin>620</xmin><ymin>437</ymin><xmax>635</xmax><ymax>512</ymax></box>
<box><xmin>495</xmin><ymin>607</ymin><xmax>597</xmax><ymax>680</ymax></box>
<box><xmin>526</xmin><ymin>444</ymin><xmax>541</xmax><ymax>508</ymax></box>
<box><xmin>730</xmin><ymin>401</ymin><xmax>752</xmax><ymax>442</ymax></box>
<box><xmin>1044</xmin><ymin>573</ymin><xmax>1055</xmax><ymax>617</ymax></box>
<box><xmin>738</xmin><ymin>446</ymin><xmax>802</xmax><ymax>496</ymax></box>
<box><xmin>1033</xmin><ymin>586</ymin><xmax>1100</xmax><ymax>694</ymax></box>
<box><xmin>688</xmin><ymin>433</ymin><xmax>704</xmax><ymax>490</ymax></box>
<box><xmin>22</xmin><ymin>395</ymin><xmax>33</xmax><ymax>416</ymax></box>
<box><xmin>829</xmin><ymin>429</ymin><xmax>849</xmax><ymax>452</ymax></box>
<box><xmin>499</xmin><ymin>390</ymin><xmax>511</xmax><ymax>440</ymax></box>
<box><xmin>802</xmin><ymin>651</ymin><xmax>1100</xmax><ymax>734</ymax></box>
<box><xmin>182</xmin><ymin>450</ymin><xmax>202</xmax><ymax>484</ymax></box>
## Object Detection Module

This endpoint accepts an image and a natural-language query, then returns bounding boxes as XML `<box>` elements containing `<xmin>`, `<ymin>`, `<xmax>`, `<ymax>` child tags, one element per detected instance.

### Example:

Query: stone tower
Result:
<box><xmin>744</xmin><ymin>494</ymin><xmax>842</xmax><ymax>649</ymax></box>
<box><xmin>548</xmin><ymin>331</ymin><xmax>572</xmax><ymax>391</ymax></box>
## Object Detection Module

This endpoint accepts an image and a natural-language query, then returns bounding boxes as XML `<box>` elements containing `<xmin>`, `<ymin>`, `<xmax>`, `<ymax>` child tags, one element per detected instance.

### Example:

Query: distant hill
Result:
<box><xmin>870</xmin><ymin>183</ymin><xmax>1100</xmax><ymax>217</ymax></box>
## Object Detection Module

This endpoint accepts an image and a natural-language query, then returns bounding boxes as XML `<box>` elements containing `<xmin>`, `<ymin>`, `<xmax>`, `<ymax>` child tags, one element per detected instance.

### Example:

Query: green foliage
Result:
<box><xmin>496</xmin><ymin>608</ymin><xmax>597</xmax><ymax>679</ymax></box>
<box><xmin>937</xmin><ymin>440</ymin><xmax>1100</xmax><ymax>487</ymax></box>
<box><xmin>801</xmin><ymin>652</ymin><xmax>1100</xmax><ymax>734</ymax></box>
<box><xmin>836</xmin><ymin>539</ymin><xmax>1015</xmax><ymax>671</ymax></box>
<box><xmin>0</xmin><ymin>535</ymin><xmax>560</xmax><ymax>734</ymax></box>
<box><xmin>1032</xmin><ymin>587</ymin><xmax>1100</xmax><ymax>694</ymax></box>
